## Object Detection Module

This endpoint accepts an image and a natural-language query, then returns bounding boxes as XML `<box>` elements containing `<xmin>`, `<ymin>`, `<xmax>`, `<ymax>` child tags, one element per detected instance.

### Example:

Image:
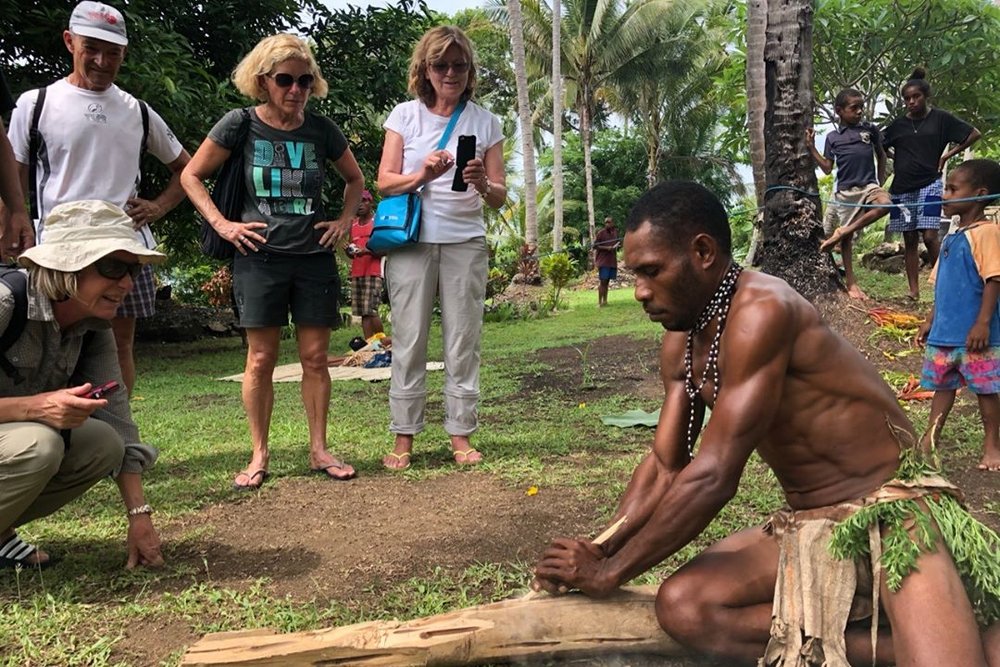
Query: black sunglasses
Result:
<box><xmin>428</xmin><ymin>61</ymin><xmax>470</xmax><ymax>74</ymax></box>
<box><xmin>268</xmin><ymin>73</ymin><xmax>315</xmax><ymax>89</ymax></box>
<box><xmin>94</xmin><ymin>256</ymin><xmax>142</xmax><ymax>281</ymax></box>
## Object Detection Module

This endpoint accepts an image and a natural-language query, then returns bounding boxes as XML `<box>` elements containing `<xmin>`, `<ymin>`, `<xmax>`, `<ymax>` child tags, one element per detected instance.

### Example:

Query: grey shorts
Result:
<box><xmin>232</xmin><ymin>251</ymin><xmax>341</xmax><ymax>328</ymax></box>
<box><xmin>116</xmin><ymin>264</ymin><xmax>156</xmax><ymax>319</ymax></box>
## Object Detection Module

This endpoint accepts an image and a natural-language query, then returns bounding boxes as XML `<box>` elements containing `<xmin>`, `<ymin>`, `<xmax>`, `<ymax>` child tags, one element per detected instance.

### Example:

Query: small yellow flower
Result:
<box><xmin>578</xmin><ymin>402</ymin><xmax>586</xmax><ymax>409</ymax></box>
<box><xmin>526</xmin><ymin>486</ymin><xmax>539</xmax><ymax>496</ymax></box>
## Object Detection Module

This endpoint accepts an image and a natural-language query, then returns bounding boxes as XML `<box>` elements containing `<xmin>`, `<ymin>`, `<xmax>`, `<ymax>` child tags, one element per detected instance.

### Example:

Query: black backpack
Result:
<box><xmin>0</xmin><ymin>267</ymin><xmax>27</xmax><ymax>385</ymax></box>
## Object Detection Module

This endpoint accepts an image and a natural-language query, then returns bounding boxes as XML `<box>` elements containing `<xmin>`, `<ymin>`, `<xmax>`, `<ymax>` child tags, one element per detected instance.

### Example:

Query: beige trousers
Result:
<box><xmin>0</xmin><ymin>419</ymin><xmax>124</xmax><ymax>533</ymax></box>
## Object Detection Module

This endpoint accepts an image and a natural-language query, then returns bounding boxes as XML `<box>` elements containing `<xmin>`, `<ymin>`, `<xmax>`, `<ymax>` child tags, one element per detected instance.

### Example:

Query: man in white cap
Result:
<box><xmin>3</xmin><ymin>1</ymin><xmax>191</xmax><ymax>396</ymax></box>
<box><xmin>0</xmin><ymin>200</ymin><xmax>165</xmax><ymax>570</ymax></box>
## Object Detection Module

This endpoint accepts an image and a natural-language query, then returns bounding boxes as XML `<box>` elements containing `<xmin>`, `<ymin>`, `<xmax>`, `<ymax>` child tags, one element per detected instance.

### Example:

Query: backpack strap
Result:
<box><xmin>0</xmin><ymin>267</ymin><xmax>28</xmax><ymax>385</ymax></box>
<box><xmin>27</xmin><ymin>86</ymin><xmax>47</xmax><ymax>223</ymax></box>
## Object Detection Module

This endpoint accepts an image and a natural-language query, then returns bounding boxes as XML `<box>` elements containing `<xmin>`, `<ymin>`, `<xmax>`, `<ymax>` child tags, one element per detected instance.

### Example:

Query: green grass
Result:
<box><xmin>0</xmin><ymin>278</ymin><xmax>986</xmax><ymax>666</ymax></box>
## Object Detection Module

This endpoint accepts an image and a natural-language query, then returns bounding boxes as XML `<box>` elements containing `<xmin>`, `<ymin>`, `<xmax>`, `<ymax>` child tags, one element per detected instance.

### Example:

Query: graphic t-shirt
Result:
<box><xmin>209</xmin><ymin>108</ymin><xmax>348</xmax><ymax>255</ymax></box>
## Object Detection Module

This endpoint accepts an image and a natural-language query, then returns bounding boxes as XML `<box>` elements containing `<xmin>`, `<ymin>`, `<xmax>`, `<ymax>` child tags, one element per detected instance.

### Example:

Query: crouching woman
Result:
<box><xmin>0</xmin><ymin>200</ymin><xmax>165</xmax><ymax>570</ymax></box>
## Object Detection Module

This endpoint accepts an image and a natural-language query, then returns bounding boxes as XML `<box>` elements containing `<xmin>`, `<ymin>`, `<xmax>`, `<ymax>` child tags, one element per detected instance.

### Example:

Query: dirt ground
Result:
<box><xmin>125</xmin><ymin>288</ymin><xmax>997</xmax><ymax>665</ymax></box>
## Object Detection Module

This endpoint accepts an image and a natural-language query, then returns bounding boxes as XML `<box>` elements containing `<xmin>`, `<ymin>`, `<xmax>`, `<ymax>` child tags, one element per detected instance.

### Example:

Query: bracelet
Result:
<box><xmin>127</xmin><ymin>504</ymin><xmax>154</xmax><ymax>517</ymax></box>
<box><xmin>479</xmin><ymin>180</ymin><xmax>493</xmax><ymax>200</ymax></box>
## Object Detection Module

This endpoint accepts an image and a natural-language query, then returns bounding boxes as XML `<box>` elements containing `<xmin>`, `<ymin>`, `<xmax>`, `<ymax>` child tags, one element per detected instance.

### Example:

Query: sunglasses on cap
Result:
<box><xmin>94</xmin><ymin>256</ymin><xmax>142</xmax><ymax>281</ymax></box>
<box><xmin>267</xmin><ymin>73</ymin><xmax>315</xmax><ymax>89</ymax></box>
<box><xmin>428</xmin><ymin>61</ymin><xmax>470</xmax><ymax>74</ymax></box>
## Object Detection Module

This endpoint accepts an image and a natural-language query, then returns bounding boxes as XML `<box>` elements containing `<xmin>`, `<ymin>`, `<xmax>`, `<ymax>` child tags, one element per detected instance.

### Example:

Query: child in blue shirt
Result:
<box><xmin>916</xmin><ymin>159</ymin><xmax>1000</xmax><ymax>471</ymax></box>
<box><xmin>808</xmin><ymin>89</ymin><xmax>893</xmax><ymax>299</ymax></box>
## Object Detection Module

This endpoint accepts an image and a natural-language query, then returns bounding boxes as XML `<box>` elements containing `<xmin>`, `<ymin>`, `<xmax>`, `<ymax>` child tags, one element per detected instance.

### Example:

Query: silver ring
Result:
<box><xmin>238</xmin><ymin>235</ymin><xmax>245</xmax><ymax>242</ymax></box>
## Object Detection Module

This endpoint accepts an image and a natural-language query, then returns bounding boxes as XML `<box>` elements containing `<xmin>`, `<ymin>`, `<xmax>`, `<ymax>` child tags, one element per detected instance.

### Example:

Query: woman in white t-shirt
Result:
<box><xmin>377</xmin><ymin>26</ymin><xmax>506</xmax><ymax>470</ymax></box>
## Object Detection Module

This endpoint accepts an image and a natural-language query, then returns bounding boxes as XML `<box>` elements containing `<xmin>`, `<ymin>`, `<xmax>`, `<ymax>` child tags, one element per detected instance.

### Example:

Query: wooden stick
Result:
<box><xmin>522</xmin><ymin>515</ymin><xmax>629</xmax><ymax>600</ymax></box>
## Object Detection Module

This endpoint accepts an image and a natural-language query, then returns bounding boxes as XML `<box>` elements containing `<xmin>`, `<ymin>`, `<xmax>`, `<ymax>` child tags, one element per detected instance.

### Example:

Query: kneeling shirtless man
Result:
<box><xmin>532</xmin><ymin>181</ymin><xmax>1000</xmax><ymax>666</ymax></box>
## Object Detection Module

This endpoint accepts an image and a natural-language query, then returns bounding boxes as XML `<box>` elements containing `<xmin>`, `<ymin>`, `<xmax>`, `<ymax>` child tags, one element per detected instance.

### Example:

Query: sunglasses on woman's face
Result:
<box><xmin>268</xmin><ymin>73</ymin><xmax>315</xmax><ymax>89</ymax></box>
<box><xmin>428</xmin><ymin>61</ymin><xmax>469</xmax><ymax>75</ymax></box>
<box><xmin>94</xmin><ymin>256</ymin><xmax>142</xmax><ymax>281</ymax></box>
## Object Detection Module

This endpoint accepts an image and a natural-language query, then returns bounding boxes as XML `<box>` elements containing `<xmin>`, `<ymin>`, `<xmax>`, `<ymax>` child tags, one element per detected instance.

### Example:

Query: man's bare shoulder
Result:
<box><xmin>727</xmin><ymin>270</ymin><xmax>817</xmax><ymax>337</ymax></box>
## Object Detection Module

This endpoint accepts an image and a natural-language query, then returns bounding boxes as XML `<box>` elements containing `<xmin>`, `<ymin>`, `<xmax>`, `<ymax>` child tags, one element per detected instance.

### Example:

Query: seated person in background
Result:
<box><xmin>0</xmin><ymin>200</ymin><xmax>165</xmax><ymax>570</ymax></box>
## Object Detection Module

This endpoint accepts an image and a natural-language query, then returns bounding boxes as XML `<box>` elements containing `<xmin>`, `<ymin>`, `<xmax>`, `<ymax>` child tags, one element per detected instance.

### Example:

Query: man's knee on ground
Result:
<box><xmin>656</xmin><ymin>573</ymin><xmax>717</xmax><ymax>646</ymax></box>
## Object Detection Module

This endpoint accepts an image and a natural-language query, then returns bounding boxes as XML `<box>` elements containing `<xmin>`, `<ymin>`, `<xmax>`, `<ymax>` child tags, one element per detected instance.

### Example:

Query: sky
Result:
<box><xmin>321</xmin><ymin>0</ymin><xmax>484</xmax><ymax>16</ymax></box>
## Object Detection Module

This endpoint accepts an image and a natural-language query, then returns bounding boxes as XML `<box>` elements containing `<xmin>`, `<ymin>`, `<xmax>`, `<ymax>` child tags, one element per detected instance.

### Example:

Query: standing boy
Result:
<box><xmin>594</xmin><ymin>216</ymin><xmax>619</xmax><ymax>307</ymax></box>
<box><xmin>916</xmin><ymin>159</ymin><xmax>1000</xmax><ymax>472</ymax></box>
<box><xmin>346</xmin><ymin>190</ymin><xmax>384</xmax><ymax>339</ymax></box>
<box><xmin>808</xmin><ymin>88</ymin><xmax>892</xmax><ymax>299</ymax></box>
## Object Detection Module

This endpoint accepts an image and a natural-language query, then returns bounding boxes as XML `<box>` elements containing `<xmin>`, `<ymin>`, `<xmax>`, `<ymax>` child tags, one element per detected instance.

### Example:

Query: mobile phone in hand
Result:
<box><xmin>451</xmin><ymin>135</ymin><xmax>477</xmax><ymax>192</ymax></box>
<box><xmin>85</xmin><ymin>381</ymin><xmax>121</xmax><ymax>400</ymax></box>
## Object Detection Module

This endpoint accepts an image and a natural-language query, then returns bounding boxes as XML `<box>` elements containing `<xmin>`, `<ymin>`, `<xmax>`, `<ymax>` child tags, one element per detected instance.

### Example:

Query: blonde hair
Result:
<box><xmin>29</xmin><ymin>266</ymin><xmax>77</xmax><ymax>302</ymax></box>
<box><xmin>231</xmin><ymin>33</ymin><xmax>329</xmax><ymax>102</ymax></box>
<box><xmin>407</xmin><ymin>26</ymin><xmax>477</xmax><ymax>107</ymax></box>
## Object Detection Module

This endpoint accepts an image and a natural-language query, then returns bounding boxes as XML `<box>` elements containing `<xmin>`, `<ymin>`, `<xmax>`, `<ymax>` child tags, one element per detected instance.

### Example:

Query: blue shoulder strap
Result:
<box><xmin>436</xmin><ymin>101</ymin><xmax>466</xmax><ymax>150</ymax></box>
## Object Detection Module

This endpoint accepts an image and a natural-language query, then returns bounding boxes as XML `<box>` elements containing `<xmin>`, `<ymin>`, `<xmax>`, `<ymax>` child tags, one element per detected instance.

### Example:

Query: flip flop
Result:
<box><xmin>311</xmin><ymin>460</ymin><xmax>357</xmax><ymax>481</ymax></box>
<box><xmin>0</xmin><ymin>533</ymin><xmax>55</xmax><ymax>570</ymax></box>
<box><xmin>452</xmin><ymin>448</ymin><xmax>482</xmax><ymax>466</ymax></box>
<box><xmin>382</xmin><ymin>451</ymin><xmax>411</xmax><ymax>470</ymax></box>
<box><xmin>233</xmin><ymin>469</ymin><xmax>269</xmax><ymax>491</ymax></box>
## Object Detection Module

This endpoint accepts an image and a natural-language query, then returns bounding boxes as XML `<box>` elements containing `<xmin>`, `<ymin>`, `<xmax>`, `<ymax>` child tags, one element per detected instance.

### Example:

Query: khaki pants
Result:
<box><xmin>0</xmin><ymin>419</ymin><xmax>124</xmax><ymax>533</ymax></box>
<box><xmin>385</xmin><ymin>238</ymin><xmax>488</xmax><ymax>436</ymax></box>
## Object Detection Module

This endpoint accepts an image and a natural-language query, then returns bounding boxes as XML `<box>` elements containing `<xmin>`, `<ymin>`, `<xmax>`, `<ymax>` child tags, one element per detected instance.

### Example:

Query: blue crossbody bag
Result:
<box><xmin>367</xmin><ymin>102</ymin><xmax>466</xmax><ymax>254</ymax></box>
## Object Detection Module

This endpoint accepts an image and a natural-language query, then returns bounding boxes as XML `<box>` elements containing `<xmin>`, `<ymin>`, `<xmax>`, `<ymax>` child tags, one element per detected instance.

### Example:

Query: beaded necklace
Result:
<box><xmin>683</xmin><ymin>262</ymin><xmax>742</xmax><ymax>456</ymax></box>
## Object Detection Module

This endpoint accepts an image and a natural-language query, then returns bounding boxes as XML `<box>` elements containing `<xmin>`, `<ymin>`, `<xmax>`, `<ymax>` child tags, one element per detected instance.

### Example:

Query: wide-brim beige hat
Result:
<box><xmin>18</xmin><ymin>200</ymin><xmax>166</xmax><ymax>271</ymax></box>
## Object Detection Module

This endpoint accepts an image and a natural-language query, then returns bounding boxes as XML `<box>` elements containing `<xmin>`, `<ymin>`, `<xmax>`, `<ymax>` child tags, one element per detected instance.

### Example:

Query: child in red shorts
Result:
<box><xmin>916</xmin><ymin>159</ymin><xmax>1000</xmax><ymax>471</ymax></box>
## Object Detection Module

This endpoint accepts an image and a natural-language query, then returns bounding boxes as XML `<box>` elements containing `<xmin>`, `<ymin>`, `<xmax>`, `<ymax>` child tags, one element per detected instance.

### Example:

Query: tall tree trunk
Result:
<box><xmin>508</xmin><ymin>0</ymin><xmax>538</xmax><ymax>247</ymax></box>
<box><xmin>551</xmin><ymin>0</ymin><xmax>564</xmax><ymax>252</ymax></box>
<box><xmin>581</xmin><ymin>98</ymin><xmax>597</xmax><ymax>262</ymax></box>
<box><xmin>744</xmin><ymin>0</ymin><xmax>768</xmax><ymax>266</ymax></box>
<box><xmin>754</xmin><ymin>0</ymin><xmax>838</xmax><ymax>299</ymax></box>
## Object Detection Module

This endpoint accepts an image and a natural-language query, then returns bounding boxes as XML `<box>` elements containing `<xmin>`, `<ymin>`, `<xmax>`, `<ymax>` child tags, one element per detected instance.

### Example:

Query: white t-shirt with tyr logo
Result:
<box><xmin>8</xmin><ymin>78</ymin><xmax>184</xmax><ymax>249</ymax></box>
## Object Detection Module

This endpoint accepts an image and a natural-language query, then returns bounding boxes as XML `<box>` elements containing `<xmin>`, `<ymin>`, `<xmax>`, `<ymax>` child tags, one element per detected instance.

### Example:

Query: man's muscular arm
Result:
<box><xmin>535</xmin><ymin>291</ymin><xmax>796</xmax><ymax>597</ymax></box>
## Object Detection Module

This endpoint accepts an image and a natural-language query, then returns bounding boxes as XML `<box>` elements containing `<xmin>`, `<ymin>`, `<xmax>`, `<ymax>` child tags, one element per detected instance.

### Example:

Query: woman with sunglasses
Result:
<box><xmin>181</xmin><ymin>34</ymin><xmax>364</xmax><ymax>490</ymax></box>
<box><xmin>0</xmin><ymin>200</ymin><xmax>165</xmax><ymax>570</ymax></box>
<box><xmin>377</xmin><ymin>26</ymin><xmax>506</xmax><ymax>470</ymax></box>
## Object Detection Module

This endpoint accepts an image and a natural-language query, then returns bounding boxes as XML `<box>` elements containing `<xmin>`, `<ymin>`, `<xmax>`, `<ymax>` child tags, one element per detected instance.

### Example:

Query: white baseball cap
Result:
<box><xmin>69</xmin><ymin>1</ymin><xmax>128</xmax><ymax>46</ymax></box>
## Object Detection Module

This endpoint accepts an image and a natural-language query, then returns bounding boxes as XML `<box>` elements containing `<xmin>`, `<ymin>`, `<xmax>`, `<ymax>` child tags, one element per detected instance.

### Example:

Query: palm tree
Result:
<box><xmin>753</xmin><ymin>0</ymin><xmax>837</xmax><ymax>298</ymax></box>
<box><xmin>507</xmin><ymin>0</ymin><xmax>539</xmax><ymax>253</ymax></box>
<box><xmin>494</xmin><ymin>0</ymin><xmax>672</xmax><ymax>253</ymax></box>
<box><xmin>550</xmin><ymin>0</ymin><xmax>564</xmax><ymax>252</ymax></box>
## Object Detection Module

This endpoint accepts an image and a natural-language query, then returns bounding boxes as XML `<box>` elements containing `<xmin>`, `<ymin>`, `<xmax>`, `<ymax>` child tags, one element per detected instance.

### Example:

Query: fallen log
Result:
<box><xmin>181</xmin><ymin>585</ymin><xmax>690</xmax><ymax>666</ymax></box>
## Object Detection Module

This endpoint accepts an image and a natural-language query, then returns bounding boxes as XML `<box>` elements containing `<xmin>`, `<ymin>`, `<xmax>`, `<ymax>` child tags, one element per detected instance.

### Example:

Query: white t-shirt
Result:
<box><xmin>383</xmin><ymin>99</ymin><xmax>503</xmax><ymax>244</ymax></box>
<box><xmin>9</xmin><ymin>79</ymin><xmax>184</xmax><ymax>248</ymax></box>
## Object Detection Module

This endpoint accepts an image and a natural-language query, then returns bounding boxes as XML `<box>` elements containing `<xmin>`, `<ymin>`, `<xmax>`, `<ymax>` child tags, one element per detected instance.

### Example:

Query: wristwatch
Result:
<box><xmin>127</xmin><ymin>504</ymin><xmax>154</xmax><ymax>517</ymax></box>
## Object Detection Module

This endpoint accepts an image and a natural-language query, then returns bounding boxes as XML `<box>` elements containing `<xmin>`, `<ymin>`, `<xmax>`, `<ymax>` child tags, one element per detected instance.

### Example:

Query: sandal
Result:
<box><xmin>0</xmin><ymin>533</ymin><xmax>54</xmax><ymax>570</ymax></box>
<box><xmin>382</xmin><ymin>451</ymin><xmax>411</xmax><ymax>470</ymax></box>
<box><xmin>452</xmin><ymin>448</ymin><xmax>482</xmax><ymax>466</ymax></box>
<box><xmin>233</xmin><ymin>469</ymin><xmax>269</xmax><ymax>491</ymax></box>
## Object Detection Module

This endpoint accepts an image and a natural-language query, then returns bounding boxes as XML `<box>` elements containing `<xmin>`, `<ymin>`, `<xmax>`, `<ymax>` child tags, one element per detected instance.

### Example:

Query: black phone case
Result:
<box><xmin>451</xmin><ymin>135</ymin><xmax>477</xmax><ymax>192</ymax></box>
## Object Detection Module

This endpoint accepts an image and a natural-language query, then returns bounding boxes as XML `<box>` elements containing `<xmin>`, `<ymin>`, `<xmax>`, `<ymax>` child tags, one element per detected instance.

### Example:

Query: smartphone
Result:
<box><xmin>85</xmin><ymin>380</ymin><xmax>121</xmax><ymax>400</ymax></box>
<box><xmin>451</xmin><ymin>135</ymin><xmax>477</xmax><ymax>192</ymax></box>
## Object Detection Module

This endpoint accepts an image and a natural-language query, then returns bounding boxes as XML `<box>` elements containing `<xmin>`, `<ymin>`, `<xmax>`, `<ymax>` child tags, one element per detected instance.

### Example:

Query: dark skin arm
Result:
<box><xmin>805</xmin><ymin>128</ymin><xmax>833</xmax><ymax>174</ymax></box>
<box><xmin>533</xmin><ymin>295</ymin><xmax>796</xmax><ymax>597</ymax></box>
<box><xmin>876</xmin><ymin>140</ymin><xmax>887</xmax><ymax>185</ymax></box>
<box><xmin>966</xmin><ymin>277</ymin><xmax>1000</xmax><ymax>352</ymax></box>
<box><xmin>938</xmin><ymin>127</ymin><xmax>982</xmax><ymax>173</ymax></box>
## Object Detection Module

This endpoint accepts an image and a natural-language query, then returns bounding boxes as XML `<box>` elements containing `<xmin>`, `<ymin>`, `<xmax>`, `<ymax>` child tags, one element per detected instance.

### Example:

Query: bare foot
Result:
<box><xmin>383</xmin><ymin>434</ymin><xmax>413</xmax><ymax>470</ymax></box>
<box><xmin>820</xmin><ymin>227</ymin><xmax>848</xmax><ymax>252</ymax></box>
<box><xmin>846</xmin><ymin>284</ymin><xmax>868</xmax><ymax>300</ymax></box>
<box><xmin>977</xmin><ymin>450</ymin><xmax>1000</xmax><ymax>472</ymax></box>
<box><xmin>450</xmin><ymin>435</ymin><xmax>482</xmax><ymax>465</ymax></box>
